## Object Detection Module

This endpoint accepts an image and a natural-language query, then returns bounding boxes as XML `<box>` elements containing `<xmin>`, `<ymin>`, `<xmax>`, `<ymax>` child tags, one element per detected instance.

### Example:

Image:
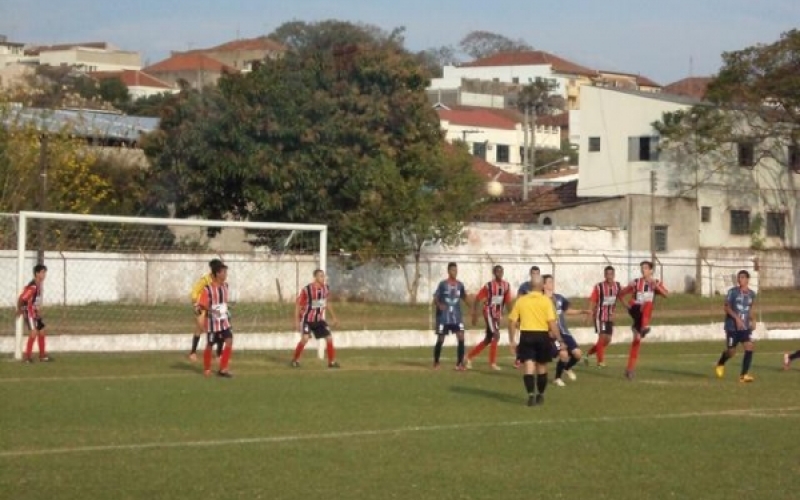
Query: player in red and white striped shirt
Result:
<box><xmin>291</xmin><ymin>269</ymin><xmax>340</xmax><ymax>368</ymax></box>
<box><xmin>466</xmin><ymin>265</ymin><xmax>512</xmax><ymax>370</ymax></box>
<box><xmin>585</xmin><ymin>266</ymin><xmax>621</xmax><ymax>367</ymax></box>
<box><xmin>17</xmin><ymin>264</ymin><xmax>52</xmax><ymax>363</ymax></box>
<box><xmin>196</xmin><ymin>260</ymin><xmax>234</xmax><ymax>378</ymax></box>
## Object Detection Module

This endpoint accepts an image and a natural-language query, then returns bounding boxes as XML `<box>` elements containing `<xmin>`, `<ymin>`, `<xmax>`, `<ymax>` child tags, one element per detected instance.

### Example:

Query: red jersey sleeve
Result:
<box><xmin>475</xmin><ymin>285</ymin><xmax>488</xmax><ymax>303</ymax></box>
<box><xmin>655</xmin><ymin>280</ymin><xmax>669</xmax><ymax>296</ymax></box>
<box><xmin>18</xmin><ymin>285</ymin><xmax>35</xmax><ymax>308</ymax></box>
<box><xmin>589</xmin><ymin>286</ymin><xmax>599</xmax><ymax>305</ymax></box>
<box><xmin>619</xmin><ymin>282</ymin><xmax>635</xmax><ymax>297</ymax></box>
<box><xmin>503</xmin><ymin>285</ymin><xmax>512</xmax><ymax>305</ymax></box>
<box><xmin>296</xmin><ymin>287</ymin><xmax>308</xmax><ymax>308</ymax></box>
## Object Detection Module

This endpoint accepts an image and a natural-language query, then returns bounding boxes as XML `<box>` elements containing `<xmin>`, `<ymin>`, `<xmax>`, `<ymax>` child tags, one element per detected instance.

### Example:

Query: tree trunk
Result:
<box><xmin>399</xmin><ymin>248</ymin><xmax>423</xmax><ymax>304</ymax></box>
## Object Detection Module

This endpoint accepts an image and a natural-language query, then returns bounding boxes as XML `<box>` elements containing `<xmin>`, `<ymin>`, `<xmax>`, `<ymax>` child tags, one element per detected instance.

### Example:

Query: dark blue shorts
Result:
<box><xmin>725</xmin><ymin>330</ymin><xmax>752</xmax><ymax>348</ymax></box>
<box><xmin>207</xmin><ymin>329</ymin><xmax>233</xmax><ymax>345</ymax></box>
<box><xmin>436</xmin><ymin>323</ymin><xmax>464</xmax><ymax>335</ymax></box>
<box><xmin>552</xmin><ymin>333</ymin><xmax>579</xmax><ymax>356</ymax></box>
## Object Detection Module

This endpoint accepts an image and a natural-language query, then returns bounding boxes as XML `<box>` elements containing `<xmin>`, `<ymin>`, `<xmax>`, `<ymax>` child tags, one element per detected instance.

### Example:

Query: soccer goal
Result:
<box><xmin>10</xmin><ymin>211</ymin><xmax>327</xmax><ymax>360</ymax></box>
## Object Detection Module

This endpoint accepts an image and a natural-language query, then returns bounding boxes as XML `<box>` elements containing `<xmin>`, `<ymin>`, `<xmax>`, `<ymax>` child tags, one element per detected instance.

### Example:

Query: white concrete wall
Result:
<box><xmin>39</xmin><ymin>48</ymin><xmax>142</xmax><ymax>72</ymax></box>
<box><xmin>128</xmin><ymin>86</ymin><xmax>177</xmax><ymax>99</ymax></box>
<box><xmin>431</xmin><ymin>64</ymin><xmax>567</xmax><ymax>99</ymax></box>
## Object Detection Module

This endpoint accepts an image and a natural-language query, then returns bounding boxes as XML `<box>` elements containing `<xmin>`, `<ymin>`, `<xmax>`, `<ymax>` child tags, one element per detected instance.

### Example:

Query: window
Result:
<box><xmin>512</xmin><ymin>77</ymin><xmax>519</xmax><ymax>84</ymax></box>
<box><xmin>766</xmin><ymin>212</ymin><xmax>786</xmax><ymax>238</ymax></box>
<box><xmin>789</xmin><ymin>145</ymin><xmax>800</xmax><ymax>173</ymax></box>
<box><xmin>472</xmin><ymin>142</ymin><xmax>486</xmax><ymax>160</ymax></box>
<box><xmin>542</xmin><ymin>217</ymin><xmax>553</xmax><ymax>226</ymax></box>
<box><xmin>730</xmin><ymin>210</ymin><xmax>751</xmax><ymax>235</ymax></box>
<box><xmin>519</xmin><ymin>146</ymin><xmax>525</xmax><ymax>164</ymax></box>
<box><xmin>628</xmin><ymin>136</ymin><xmax>660</xmax><ymax>162</ymax></box>
<box><xmin>588</xmin><ymin>137</ymin><xmax>601</xmax><ymax>152</ymax></box>
<box><xmin>496</xmin><ymin>144</ymin><xmax>510</xmax><ymax>163</ymax></box>
<box><xmin>701</xmin><ymin>206</ymin><xmax>711</xmax><ymax>223</ymax></box>
<box><xmin>737</xmin><ymin>142</ymin><xmax>755</xmax><ymax>168</ymax></box>
<box><xmin>652</xmin><ymin>225</ymin><xmax>668</xmax><ymax>252</ymax></box>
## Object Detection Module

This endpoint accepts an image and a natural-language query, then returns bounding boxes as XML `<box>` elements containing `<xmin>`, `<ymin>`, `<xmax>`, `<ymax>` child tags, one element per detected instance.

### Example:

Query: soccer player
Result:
<box><xmin>17</xmin><ymin>264</ymin><xmax>52</xmax><ymax>363</ymax></box>
<box><xmin>196</xmin><ymin>260</ymin><xmax>233</xmax><ymax>378</ymax></box>
<box><xmin>433</xmin><ymin>262</ymin><xmax>469</xmax><ymax>370</ymax></box>
<box><xmin>508</xmin><ymin>274</ymin><xmax>561</xmax><ymax>406</ymax></box>
<box><xmin>543</xmin><ymin>274</ymin><xmax>589</xmax><ymax>386</ymax></box>
<box><xmin>585</xmin><ymin>266</ymin><xmax>621</xmax><ymax>368</ymax></box>
<box><xmin>517</xmin><ymin>266</ymin><xmax>541</xmax><ymax>296</ymax></box>
<box><xmin>189</xmin><ymin>258</ymin><xmax>224</xmax><ymax>361</ymax></box>
<box><xmin>291</xmin><ymin>269</ymin><xmax>340</xmax><ymax>368</ymax></box>
<box><xmin>784</xmin><ymin>350</ymin><xmax>800</xmax><ymax>370</ymax></box>
<box><xmin>715</xmin><ymin>270</ymin><xmax>756</xmax><ymax>382</ymax></box>
<box><xmin>466</xmin><ymin>265</ymin><xmax>512</xmax><ymax>371</ymax></box>
<box><xmin>618</xmin><ymin>261</ymin><xmax>669</xmax><ymax>380</ymax></box>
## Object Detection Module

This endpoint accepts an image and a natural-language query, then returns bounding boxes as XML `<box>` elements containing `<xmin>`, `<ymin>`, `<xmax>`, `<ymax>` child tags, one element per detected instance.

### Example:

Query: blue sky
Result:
<box><xmin>1</xmin><ymin>0</ymin><xmax>797</xmax><ymax>84</ymax></box>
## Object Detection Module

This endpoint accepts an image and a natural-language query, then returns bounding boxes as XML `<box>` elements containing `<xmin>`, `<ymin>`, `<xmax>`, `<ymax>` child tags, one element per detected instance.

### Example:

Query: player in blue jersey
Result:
<box><xmin>715</xmin><ymin>270</ymin><xmax>757</xmax><ymax>382</ymax></box>
<box><xmin>543</xmin><ymin>275</ymin><xmax>590</xmax><ymax>386</ymax></box>
<box><xmin>433</xmin><ymin>262</ymin><xmax>470</xmax><ymax>370</ymax></box>
<box><xmin>517</xmin><ymin>266</ymin><xmax>541</xmax><ymax>297</ymax></box>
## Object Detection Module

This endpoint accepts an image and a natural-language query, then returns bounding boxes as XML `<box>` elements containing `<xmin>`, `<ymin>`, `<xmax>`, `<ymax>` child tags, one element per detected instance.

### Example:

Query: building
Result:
<box><xmin>663</xmin><ymin>77</ymin><xmax>713</xmax><ymax>100</ymax></box>
<box><xmin>180</xmin><ymin>36</ymin><xmax>285</xmax><ymax>73</ymax></box>
<box><xmin>91</xmin><ymin>70</ymin><xmax>177</xmax><ymax>99</ymax></box>
<box><xmin>144</xmin><ymin>53</ymin><xmax>236</xmax><ymax>90</ymax></box>
<box><xmin>435</xmin><ymin>104</ymin><xmax>561</xmax><ymax>174</ymax></box>
<box><xmin>0</xmin><ymin>35</ymin><xmax>28</xmax><ymax>67</ymax></box>
<box><xmin>595</xmin><ymin>70</ymin><xmax>662</xmax><ymax>93</ymax></box>
<box><xmin>26</xmin><ymin>42</ymin><xmax>141</xmax><ymax>72</ymax></box>
<box><xmin>430</xmin><ymin>50</ymin><xmax>598</xmax><ymax>110</ymax></box>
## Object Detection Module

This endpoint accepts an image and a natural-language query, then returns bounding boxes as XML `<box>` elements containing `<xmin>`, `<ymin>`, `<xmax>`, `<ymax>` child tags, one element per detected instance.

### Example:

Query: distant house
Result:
<box><xmin>0</xmin><ymin>35</ymin><xmax>28</xmax><ymax>67</ymax></box>
<box><xmin>663</xmin><ymin>77</ymin><xmax>713</xmax><ymax>100</ymax></box>
<box><xmin>144</xmin><ymin>53</ymin><xmax>236</xmax><ymax>90</ymax></box>
<box><xmin>25</xmin><ymin>41</ymin><xmax>141</xmax><ymax>72</ymax></box>
<box><xmin>595</xmin><ymin>70</ymin><xmax>662</xmax><ymax>93</ymax></box>
<box><xmin>181</xmin><ymin>36</ymin><xmax>285</xmax><ymax>73</ymax></box>
<box><xmin>91</xmin><ymin>70</ymin><xmax>177</xmax><ymax>99</ymax></box>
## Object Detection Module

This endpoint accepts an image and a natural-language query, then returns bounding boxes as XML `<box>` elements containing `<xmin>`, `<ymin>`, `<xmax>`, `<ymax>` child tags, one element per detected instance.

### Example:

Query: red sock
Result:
<box><xmin>220</xmin><ymin>345</ymin><xmax>232</xmax><ymax>372</ymax></box>
<box><xmin>25</xmin><ymin>337</ymin><xmax>35</xmax><ymax>359</ymax></box>
<box><xmin>203</xmin><ymin>345</ymin><xmax>213</xmax><ymax>371</ymax></box>
<box><xmin>326</xmin><ymin>339</ymin><xmax>336</xmax><ymax>363</ymax></box>
<box><xmin>596</xmin><ymin>340</ymin><xmax>606</xmax><ymax>364</ymax></box>
<box><xmin>467</xmin><ymin>342</ymin><xmax>486</xmax><ymax>360</ymax></box>
<box><xmin>489</xmin><ymin>340</ymin><xmax>498</xmax><ymax>365</ymax></box>
<box><xmin>588</xmin><ymin>343</ymin><xmax>597</xmax><ymax>356</ymax></box>
<box><xmin>37</xmin><ymin>335</ymin><xmax>46</xmax><ymax>357</ymax></box>
<box><xmin>293</xmin><ymin>341</ymin><xmax>306</xmax><ymax>361</ymax></box>
<box><xmin>627</xmin><ymin>338</ymin><xmax>641</xmax><ymax>371</ymax></box>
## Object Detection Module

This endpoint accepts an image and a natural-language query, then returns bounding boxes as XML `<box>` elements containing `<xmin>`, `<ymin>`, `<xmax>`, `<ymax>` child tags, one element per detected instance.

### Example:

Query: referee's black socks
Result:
<box><xmin>523</xmin><ymin>374</ymin><xmax>535</xmax><ymax>395</ymax></box>
<box><xmin>536</xmin><ymin>373</ymin><xmax>548</xmax><ymax>394</ymax></box>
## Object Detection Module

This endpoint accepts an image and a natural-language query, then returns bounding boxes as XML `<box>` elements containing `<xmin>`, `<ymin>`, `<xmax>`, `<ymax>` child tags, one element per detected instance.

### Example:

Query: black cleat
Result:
<box><xmin>217</xmin><ymin>370</ymin><xmax>233</xmax><ymax>378</ymax></box>
<box><xmin>535</xmin><ymin>394</ymin><xmax>545</xmax><ymax>405</ymax></box>
<box><xmin>328</xmin><ymin>361</ymin><xmax>341</xmax><ymax>369</ymax></box>
<box><xmin>527</xmin><ymin>395</ymin><xmax>537</xmax><ymax>407</ymax></box>
<box><xmin>290</xmin><ymin>360</ymin><xmax>300</xmax><ymax>368</ymax></box>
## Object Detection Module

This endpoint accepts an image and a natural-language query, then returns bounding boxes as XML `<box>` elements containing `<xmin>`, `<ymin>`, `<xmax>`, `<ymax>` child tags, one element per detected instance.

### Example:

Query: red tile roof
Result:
<box><xmin>91</xmin><ymin>70</ymin><xmax>173</xmax><ymax>89</ymax></box>
<box><xmin>437</xmin><ymin>107</ymin><xmax>518</xmax><ymax>130</ymax></box>
<box><xmin>471</xmin><ymin>180</ymin><xmax>607</xmax><ymax>223</ymax></box>
<box><xmin>536</xmin><ymin>111</ymin><xmax>569</xmax><ymax>128</ymax></box>
<box><xmin>203</xmin><ymin>36</ymin><xmax>285</xmax><ymax>53</ymax></box>
<box><xmin>663</xmin><ymin>77</ymin><xmax>712</xmax><ymax>100</ymax></box>
<box><xmin>461</xmin><ymin>50</ymin><xmax>597</xmax><ymax>77</ymax></box>
<box><xmin>145</xmin><ymin>53</ymin><xmax>236</xmax><ymax>74</ymax></box>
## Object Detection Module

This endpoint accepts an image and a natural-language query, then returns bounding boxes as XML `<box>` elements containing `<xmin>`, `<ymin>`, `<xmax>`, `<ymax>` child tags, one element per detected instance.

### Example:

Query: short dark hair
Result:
<box><xmin>208</xmin><ymin>258</ymin><xmax>223</xmax><ymax>268</ymax></box>
<box><xmin>604</xmin><ymin>265</ymin><xmax>615</xmax><ymax>273</ymax></box>
<box><xmin>33</xmin><ymin>264</ymin><xmax>47</xmax><ymax>275</ymax></box>
<box><xmin>493</xmin><ymin>265</ymin><xmax>503</xmax><ymax>272</ymax></box>
<box><xmin>448</xmin><ymin>262</ymin><xmax>458</xmax><ymax>270</ymax></box>
<box><xmin>210</xmin><ymin>260</ymin><xmax>228</xmax><ymax>276</ymax></box>
<box><xmin>530</xmin><ymin>266</ymin><xmax>540</xmax><ymax>273</ymax></box>
<box><xmin>640</xmin><ymin>260</ymin><xmax>654</xmax><ymax>270</ymax></box>
<box><xmin>542</xmin><ymin>274</ymin><xmax>554</xmax><ymax>283</ymax></box>
<box><xmin>313</xmin><ymin>269</ymin><xmax>325</xmax><ymax>277</ymax></box>
<box><xmin>737</xmin><ymin>270</ymin><xmax>750</xmax><ymax>279</ymax></box>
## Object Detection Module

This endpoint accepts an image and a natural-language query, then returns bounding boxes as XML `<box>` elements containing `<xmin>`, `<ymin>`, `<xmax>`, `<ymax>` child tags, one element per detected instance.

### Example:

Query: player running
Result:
<box><xmin>433</xmin><ymin>262</ymin><xmax>470</xmax><ymax>370</ymax></box>
<box><xmin>716</xmin><ymin>270</ymin><xmax>756</xmax><ymax>382</ymax></box>
<box><xmin>784</xmin><ymin>349</ymin><xmax>800</xmax><ymax>370</ymax></box>
<box><xmin>585</xmin><ymin>266</ymin><xmax>621</xmax><ymax>368</ymax></box>
<box><xmin>189</xmin><ymin>258</ymin><xmax>224</xmax><ymax>361</ymax></box>
<box><xmin>196</xmin><ymin>260</ymin><xmax>234</xmax><ymax>377</ymax></box>
<box><xmin>618</xmin><ymin>261</ymin><xmax>669</xmax><ymax>380</ymax></box>
<box><xmin>291</xmin><ymin>269</ymin><xmax>340</xmax><ymax>368</ymax></box>
<box><xmin>466</xmin><ymin>265</ymin><xmax>512</xmax><ymax>371</ymax></box>
<box><xmin>17</xmin><ymin>264</ymin><xmax>52</xmax><ymax>363</ymax></box>
<box><xmin>543</xmin><ymin>274</ymin><xmax>590</xmax><ymax>386</ymax></box>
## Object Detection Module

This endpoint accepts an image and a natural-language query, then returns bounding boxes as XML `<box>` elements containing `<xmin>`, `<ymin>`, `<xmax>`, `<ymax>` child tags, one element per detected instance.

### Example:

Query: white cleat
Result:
<box><xmin>464</xmin><ymin>358</ymin><xmax>473</xmax><ymax>370</ymax></box>
<box><xmin>554</xmin><ymin>378</ymin><xmax>566</xmax><ymax>387</ymax></box>
<box><xmin>565</xmin><ymin>370</ymin><xmax>577</xmax><ymax>381</ymax></box>
<box><xmin>490</xmin><ymin>363</ymin><xmax>502</xmax><ymax>371</ymax></box>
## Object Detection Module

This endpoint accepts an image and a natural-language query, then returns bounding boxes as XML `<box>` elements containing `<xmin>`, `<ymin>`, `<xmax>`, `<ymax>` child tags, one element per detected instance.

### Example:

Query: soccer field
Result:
<box><xmin>1</xmin><ymin>341</ymin><xmax>798</xmax><ymax>500</ymax></box>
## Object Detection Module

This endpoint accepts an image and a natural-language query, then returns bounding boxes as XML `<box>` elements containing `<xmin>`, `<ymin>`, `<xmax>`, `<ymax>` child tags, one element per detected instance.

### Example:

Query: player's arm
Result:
<box><xmin>655</xmin><ymin>280</ymin><xmax>669</xmax><ymax>298</ymax></box>
<box><xmin>507</xmin><ymin>304</ymin><xmax>520</xmax><ymax>352</ymax></box>
<box><xmin>617</xmin><ymin>283</ymin><xmax>634</xmax><ymax>308</ymax></box>
<box><xmin>434</xmin><ymin>284</ymin><xmax>446</xmax><ymax>311</ymax></box>
<box><xmin>546</xmin><ymin>303</ymin><xmax>561</xmax><ymax>341</ymax></box>
<box><xmin>326</xmin><ymin>298</ymin><xmax>339</xmax><ymax>326</ymax></box>
<box><xmin>295</xmin><ymin>289</ymin><xmax>307</xmax><ymax>330</ymax></box>
<box><xmin>471</xmin><ymin>286</ymin><xmax>487</xmax><ymax>325</ymax></box>
<box><xmin>196</xmin><ymin>289</ymin><xmax>210</xmax><ymax>331</ymax></box>
<box><xmin>723</xmin><ymin>292</ymin><xmax>745</xmax><ymax>330</ymax></box>
<box><xmin>748</xmin><ymin>295</ymin><xmax>756</xmax><ymax>328</ymax></box>
<box><xmin>17</xmin><ymin>286</ymin><xmax>34</xmax><ymax>316</ymax></box>
<box><xmin>589</xmin><ymin>287</ymin><xmax>599</xmax><ymax>317</ymax></box>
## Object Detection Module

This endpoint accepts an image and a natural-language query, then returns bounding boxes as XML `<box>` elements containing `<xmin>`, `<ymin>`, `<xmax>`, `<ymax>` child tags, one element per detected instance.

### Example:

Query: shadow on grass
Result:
<box><xmin>647</xmin><ymin>366</ymin><xmax>709</xmax><ymax>379</ymax></box>
<box><xmin>397</xmin><ymin>360</ymin><xmax>433</xmax><ymax>369</ymax></box>
<box><xmin>170</xmin><ymin>362</ymin><xmax>204</xmax><ymax>374</ymax></box>
<box><xmin>449</xmin><ymin>385</ymin><xmax>522</xmax><ymax>405</ymax></box>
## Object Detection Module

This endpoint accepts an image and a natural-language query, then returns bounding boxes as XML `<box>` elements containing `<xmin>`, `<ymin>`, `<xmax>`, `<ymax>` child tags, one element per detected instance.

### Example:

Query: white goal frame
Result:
<box><xmin>14</xmin><ymin>211</ymin><xmax>328</xmax><ymax>360</ymax></box>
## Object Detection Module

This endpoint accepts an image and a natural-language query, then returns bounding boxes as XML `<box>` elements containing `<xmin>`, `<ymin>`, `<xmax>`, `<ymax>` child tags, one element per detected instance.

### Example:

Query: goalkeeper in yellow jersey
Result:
<box><xmin>189</xmin><ymin>259</ymin><xmax>224</xmax><ymax>361</ymax></box>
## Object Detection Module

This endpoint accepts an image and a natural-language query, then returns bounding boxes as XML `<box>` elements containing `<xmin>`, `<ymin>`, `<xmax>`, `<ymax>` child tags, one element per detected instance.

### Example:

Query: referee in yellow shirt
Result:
<box><xmin>508</xmin><ymin>274</ymin><xmax>562</xmax><ymax>406</ymax></box>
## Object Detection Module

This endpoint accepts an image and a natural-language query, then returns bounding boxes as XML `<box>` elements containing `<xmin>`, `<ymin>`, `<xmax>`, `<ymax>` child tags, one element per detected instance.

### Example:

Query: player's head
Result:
<box><xmin>737</xmin><ymin>270</ymin><xmax>750</xmax><ymax>286</ymax></box>
<box><xmin>529</xmin><ymin>266</ymin><xmax>540</xmax><ymax>278</ymax></box>
<box><xmin>208</xmin><ymin>258</ymin><xmax>223</xmax><ymax>270</ymax></box>
<box><xmin>33</xmin><ymin>263</ymin><xmax>47</xmax><ymax>282</ymax></box>
<box><xmin>210</xmin><ymin>260</ymin><xmax>228</xmax><ymax>281</ymax></box>
<box><xmin>313</xmin><ymin>269</ymin><xmax>326</xmax><ymax>284</ymax></box>
<box><xmin>492</xmin><ymin>265</ymin><xmax>504</xmax><ymax>280</ymax></box>
<box><xmin>542</xmin><ymin>274</ymin><xmax>554</xmax><ymax>292</ymax></box>
<box><xmin>604</xmin><ymin>265</ymin><xmax>615</xmax><ymax>282</ymax></box>
<box><xmin>530</xmin><ymin>273</ymin><xmax>544</xmax><ymax>291</ymax></box>
<box><xmin>640</xmin><ymin>261</ymin><xmax>654</xmax><ymax>278</ymax></box>
<box><xmin>447</xmin><ymin>262</ymin><xmax>458</xmax><ymax>279</ymax></box>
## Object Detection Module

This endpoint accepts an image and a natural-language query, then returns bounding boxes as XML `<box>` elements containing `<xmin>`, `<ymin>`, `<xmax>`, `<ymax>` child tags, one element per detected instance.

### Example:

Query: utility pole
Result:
<box><xmin>530</xmin><ymin>103</ymin><xmax>537</xmax><ymax>199</ymax></box>
<box><xmin>37</xmin><ymin>135</ymin><xmax>48</xmax><ymax>265</ymax></box>
<box><xmin>650</xmin><ymin>170</ymin><xmax>656</xmax><ymax>263</ymax></box>
<box><xmin>522</xmin><ymin>105</ymin><xmax>529</xmax><ymax>201</ymax></box>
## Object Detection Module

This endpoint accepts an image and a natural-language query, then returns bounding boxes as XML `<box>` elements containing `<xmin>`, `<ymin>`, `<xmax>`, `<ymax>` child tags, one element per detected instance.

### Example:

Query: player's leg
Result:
<box><xmin>433</xmin><ymin>327</ymin><xmax>446</xmax><ymax>368</ymax></box>
<box><xmin>784</xmin><ymin>349</ymin><xmax>800</xmax><ymax>369</ymax></box>
<box><xmin>534</xmin><ymin>336</ymin><xmax>553</xmax><ymax>404</ymax></box>
<box><xmin>739</xmin><ymin>333</ymin><xmax>754</xmax><ymax>382</ymax></box>
<box><xmin>595</xmin><ymin>330</ymin><xmax>611</xmax><ymax>367</ymax></box>
<box><xmin>203</xmin><ymin>331</ymin><xmax>215</xmax><ymax>376</ymax></box>
<box><xmin>563</xmin><ymin>335</ymin><xmax>581</xmax><ymax>380</ymax></box>
<box><xmin>466</xmin><ymin>325</ymin><xmax>492</xmax><ymax>368</ymax></box>
<box><xmin>322</xmin><ymin>323</ymin><xmax>339</xmax><ymax>368</ymax></box>
<box><xmin>554</xmin><ymin>341</ymin><xmax>569</xmax><ymax>386</ymax></box>
<box><xmin>23</xmin><ymin>315</ymin><xmax>37</xmax><ymax>363</ymax></box>
<box><xmin>455</xmin><ymin>328</ymin><xmax>466</xmax><ymax>370</ymax></box>
<box><xmin>36</xmin><ymin>322</ymin><xmax>51</xmax><ymax>361</ymax></box>
<box><xmin>518</xmin><ymin>337</ymin><xmax>537</xmax><ymax>406</ymax></box>
<box><xmin>291</xmin><ymin>327</ymin><xmax>312</xmax><ymax>367</ymax></box>
<box><xmin>625</xmin><ymin>307</ymin><xmax>644</xmax><ymax>379</ymax></box>
<box><xmin>189</xmin><ymin>305</ymin><xmax>202</xmax><ymax>361</ymax></box>
<box><xmin>488</xmin><ymin>320</ymin><xmax>501</xmax><ymax>370</ymax></box>
<box><xmin>716</xmin><ymin>332</ymin><xmax>738</xmax><ymax>378</ymax></box>
<box><xmin>218</xmin><ymin>331</ymin><xmax>233</xmax><ymax>377</ymax></box>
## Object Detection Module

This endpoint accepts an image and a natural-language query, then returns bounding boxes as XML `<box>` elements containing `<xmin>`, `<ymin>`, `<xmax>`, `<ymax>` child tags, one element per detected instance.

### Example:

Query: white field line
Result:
<box><xmin>2</xmin><ymin>406</ymin><xmax>799</xmax><ymax>459</ymax></box>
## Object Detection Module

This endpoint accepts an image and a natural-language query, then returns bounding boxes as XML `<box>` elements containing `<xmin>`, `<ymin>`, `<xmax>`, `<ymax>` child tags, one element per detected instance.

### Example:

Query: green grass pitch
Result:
<box><xmin>1</xmin><ymin>341</ymin><xmax>798</xmax><ymax>500</ymax></box>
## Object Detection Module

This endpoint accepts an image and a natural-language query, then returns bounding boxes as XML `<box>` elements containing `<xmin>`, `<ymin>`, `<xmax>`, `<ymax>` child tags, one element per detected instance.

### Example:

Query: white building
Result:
<box><xmin>0</xmin><ymin>35</ymin><xmax>29</xmax><ymax>67</ymax></box>
<box><xmin>28</xmin><ymin>42</ymin><xmax>141</xmax><ymax>72</ymax></box>
<box><xmin>91</xmin><ymin>70</ymin><xmax>177</xmax><ymax>99</ymax></box>
<box><xmin>436</xmin><ymin>105</ymin><xmax>561</xmax><ymax>174</ymax></box>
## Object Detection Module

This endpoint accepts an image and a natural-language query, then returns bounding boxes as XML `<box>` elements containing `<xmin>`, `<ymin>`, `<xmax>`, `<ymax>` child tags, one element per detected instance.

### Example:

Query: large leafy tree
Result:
<box><xmin>458</xmin><ymin>30</ymin><xmax>532</xmax><ymax>60</ymax></box>
<box><xmin>145</xmin><ymin>37</ymin><xmax>481</xmax><ymax>302</ymax></box>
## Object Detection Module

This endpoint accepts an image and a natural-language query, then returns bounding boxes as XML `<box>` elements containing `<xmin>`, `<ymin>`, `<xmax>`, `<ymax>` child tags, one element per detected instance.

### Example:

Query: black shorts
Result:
<box><xmin>436</xmin><ymin>323</ymin><xmax>464</xmax><ymax>335</ymax></box>
<box><xmin>24</xmin><ymin>316</ymin><xmax>45</xmax><ymax>331</ymax></box>
<box><xmin>595</xmin><ymin>320</ymin><xmax>613</xmax><ymax>335</ymax></box>
<box><xmin>726</xmin><ymin>330</ymin><xmax>752</xmax><ymax>348</ymax></box>
<box><xmin>483</xmin><ymin>317</ymin><xmax>501</xmax><ymax>343</ymax></box>
<box><xmin>628</xmin><ymin>305</ymin><xmax>651</xmax><ymax>336</ymax></box>
<box><xmin>517</xmin><ymin>332</ymin><xmax>553</xmax><ymax>364</ymax></box>
<box><xmin>207</xmin><ymin>329</ymin><xmax>233</xmax><ymax>345</ymax></box>
<box><xmin>303</xmin><ymin>321</ymin><xmax>331</xmax><ymax>339</ymax></box>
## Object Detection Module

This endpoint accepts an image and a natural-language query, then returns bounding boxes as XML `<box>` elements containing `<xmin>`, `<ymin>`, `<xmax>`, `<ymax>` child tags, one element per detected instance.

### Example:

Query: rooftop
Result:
<box><xmin>471</xmin><ymin>180</ymin><xmax>608</xmax><ymax>223</ymax></box>
<box><xmin>3</xmin><ymin>107</ymin><xmax>159</xmax><ymax>142</ymax></box>
<box><xmin>91</xmin><ymin>70</ymin><xmax>174</xmax><ymax>89</ymax></box>
<box><xmin>145</xmin><ymin>53</ymin><xmax>236</xmax><ymax>74</ymax></box>
<box><xmin>25</xmin><ymin>42</ymin><xmax>112</xmax><ymax>56</ymax></box>
<box><xmin>437</xmin><ymin>106</ymin><xmax>518</xmax><ymax>130</ymax></box>
<box><xmin>200</xmin><ymin>36</ymin><xmax>285</xmax><ymax>53</ymax></box>
<box><xmin>663</xmin><ymin>76</ymin><xmax>713</xmax><ymax>100</ymax></box>
<box><xmin>460</xmin><ymin>50</ymin><xmax>597</xmax><ymax>77</ymax></box>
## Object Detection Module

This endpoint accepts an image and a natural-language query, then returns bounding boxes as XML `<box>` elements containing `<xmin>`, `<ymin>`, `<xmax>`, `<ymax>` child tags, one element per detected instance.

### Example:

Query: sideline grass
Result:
<box><xmin>1</xmin><ymin>289</ymin><xmax>800</xmax><ymax>335</ymax></box>
<box><xmin>1</xmin><ymin>341</ymin><xmax>798</xmax><ymax>500</ymax></box>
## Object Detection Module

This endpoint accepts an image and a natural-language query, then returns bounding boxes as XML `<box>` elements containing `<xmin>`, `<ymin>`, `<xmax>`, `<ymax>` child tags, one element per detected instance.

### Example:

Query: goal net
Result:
<box><xmin>7</xmin><ymin>211</ymin><xmax>327</xmax><ymax>360</ymax></box>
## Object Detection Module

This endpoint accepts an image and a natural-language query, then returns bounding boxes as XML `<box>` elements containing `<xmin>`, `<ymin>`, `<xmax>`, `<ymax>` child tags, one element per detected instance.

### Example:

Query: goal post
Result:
<box><xmin>13</xmin><ymin>211</ymin><xmax>327</xmax><ymax>360</ymax></box>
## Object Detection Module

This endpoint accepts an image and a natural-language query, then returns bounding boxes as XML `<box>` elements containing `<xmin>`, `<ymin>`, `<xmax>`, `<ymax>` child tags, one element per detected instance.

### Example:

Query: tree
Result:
<box><xmin>269</xmin><ymin>19</ymin><xmax>405</xmax><ymax>53</ymax></box>
<box><xmin>415</xmin><ymin>45</ymin><xmax>459</xmax><ymax>78</ymax></box>
<box><xmin>97</xmin><ymin>78</ymin><xmax>130</xmax><ymax>109</ymax></box>
<box><xmin>458</xmin><ymin>30</ymin><xmax>532</xmax><ymax>60</ymax></box>
<box><xmin>145</xmin><ymin>44</ymin><xmax>482</xmax><ymax>302</ymax></box>
<box><xmin>120</xmin><ymin>92</ymin><xmax>173</xmax><ymax>117</ymax></box>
